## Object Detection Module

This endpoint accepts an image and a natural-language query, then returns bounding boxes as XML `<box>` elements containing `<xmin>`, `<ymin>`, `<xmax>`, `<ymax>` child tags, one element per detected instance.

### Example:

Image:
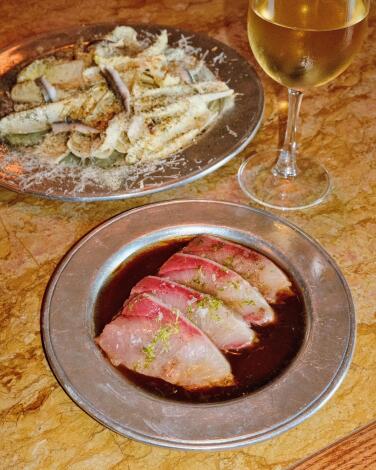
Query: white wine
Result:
<box><xmin>248</xmin><ymin>0</ymin><xmax>369</xmax><ymax>88</ymax></box>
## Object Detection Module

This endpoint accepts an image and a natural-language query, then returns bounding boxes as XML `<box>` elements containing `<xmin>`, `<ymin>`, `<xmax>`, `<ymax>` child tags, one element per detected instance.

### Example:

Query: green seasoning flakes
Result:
<box><xmin>186</xmin><ymin>303</ymin><xmax>194</xmax><ymax>321</ymax></box>
<box><xmin>132</xmin><ymin>360</ymin><xmax>142</xmax><ymax>373</ymax></box>
<box><xmin>230</xmin><ymin>280</ymin><xmax>241</xmax><ymax>290</ymax></box>
<box><xmin>195</xmin><ymin>297</ymin><xmax>223</xmax><ymax>322</ymax></box>
<box><xmin>192</xmin><ymin>266</ymin><xmax>205</xmax><ymax>289</ymax></box>
<box><xmin>223</xmin><ymin>255</ymin><xmax>235</xmax><ymax>268</ymax></box>
<box><xmin>212</xmin><ymin>241</ymin><xmax>225</xmax><ymax>251</ymax></box>
<box><xmin>196</xmin><ymin>296</ymin><xmax>223</xmax><ymax>311</ymax></box>
<box><xmin>208</xmin><ymin>310</ymin><xmax>221</xmax><ymax>322</ymax></box>
<box><xmin>243</xmin><ymin>299</ymin><xmax>256</xmax><ymax>306</ymax></box>
<box><xmin>142</xmin><ymin>324</ymin><xmax>180</xmax><ymax>368</ymax></box>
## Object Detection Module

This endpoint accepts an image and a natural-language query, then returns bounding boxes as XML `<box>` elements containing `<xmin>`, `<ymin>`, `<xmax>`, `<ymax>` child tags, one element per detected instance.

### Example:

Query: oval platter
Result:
<box><xmin>0</xmin><ymin>24</ymin><xmax>264</xmax><ymax>201</ymax></box>
<box><xmin>41</xmin><ymin>200</ymin><xmax>355</xmax><ymax>450</ymax></box>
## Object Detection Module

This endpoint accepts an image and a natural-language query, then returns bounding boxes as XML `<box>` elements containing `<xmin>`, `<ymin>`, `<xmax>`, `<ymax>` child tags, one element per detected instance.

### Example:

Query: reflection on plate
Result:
<box><xmin>42</xmin><ymin>200</ymin><xmax>355</xmax><ymax>450</ymax></box>
<box><xmin>0</xmin><ymin>24</ymin><xmax>264</xmax><ymax>201</ymax></box>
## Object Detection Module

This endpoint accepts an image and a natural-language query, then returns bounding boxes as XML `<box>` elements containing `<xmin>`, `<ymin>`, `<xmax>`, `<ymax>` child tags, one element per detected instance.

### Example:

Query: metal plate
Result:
<box><xmin>41</xmin><ymin>200</ymin><xmax>355</xmax><ymax>450</ymax></box>
<box><xmin>0</xmin><ymin>24</ymin><xmax>263</xmax><ymax>201</ymax></box>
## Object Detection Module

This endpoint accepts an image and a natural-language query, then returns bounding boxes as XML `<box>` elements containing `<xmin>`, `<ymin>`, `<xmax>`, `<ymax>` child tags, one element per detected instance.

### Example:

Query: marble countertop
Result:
<box><xmin>1</xmin><ymin>1</ymin><xmax>375</xmax><ymax>468</ymax></box>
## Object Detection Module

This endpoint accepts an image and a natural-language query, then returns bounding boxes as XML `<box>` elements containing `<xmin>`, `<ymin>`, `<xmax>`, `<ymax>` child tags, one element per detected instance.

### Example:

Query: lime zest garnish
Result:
<box><xmin>142</xmin><ymin>323</ymin><xmax>180</xmax><ymax>368</ymax></box>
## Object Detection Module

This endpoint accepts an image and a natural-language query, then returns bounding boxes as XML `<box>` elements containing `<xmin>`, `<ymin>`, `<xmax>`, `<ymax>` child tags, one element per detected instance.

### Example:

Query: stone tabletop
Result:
<box><xmin>0</xmin><ymin>1</ymin><xmax>375</xmax><ymax>469</ymax></box>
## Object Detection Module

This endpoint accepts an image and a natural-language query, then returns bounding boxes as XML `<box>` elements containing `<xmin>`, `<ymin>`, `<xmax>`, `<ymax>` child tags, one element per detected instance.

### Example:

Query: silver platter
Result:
<box><xmin>41</xmin><ymin>200</ymin><xmax>355</xmax><ymax>450</ymax></box>
<box><xmin>0</xmin><ymin>24</ymin><xmax>263</xmax><ymax>201</ymax></box>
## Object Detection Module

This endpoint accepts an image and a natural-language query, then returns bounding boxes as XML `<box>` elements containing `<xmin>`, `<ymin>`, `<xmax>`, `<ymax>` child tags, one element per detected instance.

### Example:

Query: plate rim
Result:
<box><xmin>0</xmin><ymin>23</ymin><xmax>264</xmax><ymax>202</ymax></box>
<box><xmin>41</xmin><ymin>199</ymin><xmax>356</xmax><ymax>450</ymax></box>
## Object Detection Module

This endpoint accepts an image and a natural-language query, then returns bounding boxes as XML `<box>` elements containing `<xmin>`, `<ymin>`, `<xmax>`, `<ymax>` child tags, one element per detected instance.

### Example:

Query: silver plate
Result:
<box><xmin>0</xmin><ymin>24</ymin><xmax>263</xmax><ymax>201</ymax></box>
<box><xmin>41</xmin><ymin>200</ymin><xmax>355</xmax><ymax>450</ymax></box>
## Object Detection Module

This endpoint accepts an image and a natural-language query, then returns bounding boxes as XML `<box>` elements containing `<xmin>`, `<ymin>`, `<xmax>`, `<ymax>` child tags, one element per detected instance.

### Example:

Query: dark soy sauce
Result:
<box><xmin>94</xmin><ymin>238</ymin><xmax>306</xmax><ymax>404</ymax></box>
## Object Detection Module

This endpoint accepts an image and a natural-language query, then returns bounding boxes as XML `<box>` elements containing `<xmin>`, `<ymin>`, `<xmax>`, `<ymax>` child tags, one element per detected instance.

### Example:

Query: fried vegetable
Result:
<box><xmin>1</xmin><ymin>26</ymin><xmax>235</xmax><ymax>169</ymax></box>
<box><xmin>126</xmin><ymin>96</ymin><xmax>210</xmax><ymax>164</ymax></box>
<box><xmin>92</xmin><ymin>150</ymin><xmax>125</xmax><ymax>168</ymax></box>
<box><xmin>67</xmin><ymin>131</ymin><xmax>95</xmax><ymax>159</ymax></box>
<box><xmin>4</xmin><ymin>130</ymin><xmax>48</xmax><ymax>146</ymax></box>
<box><xmin>59</xmin><ymin>152</ymin><xmax>82</xmax><ymax>166</ymax></box>
<box><xmin>94</xmin><ymin>26</ymin><xmax>141</xmax><ymax>60</ymax></box>
<box><xmin>11</xmin><ymin>81</ymin><xmax>43</xmax><ymax>104</ymax></box>
<box><xmin>51</xmin><ymin>121</ymin><xmax>100</xmax><ymax>135</ymax></box>
<box><xmin>91</xmin><ymin>113</ymin><xmax>127</xmax><ymax>159</ymax></box>
<box><xmin>35</xmin><ymin>133</ymin><xmax>70</xmax><ymax>163</ymax></box>
<box><xmin>11</xmin><ymin>80</ymin><xmax>73</xmax><ymax>105</ymax></box>
<box><xmin>17</xmin><ymin>59</ymin><xmax>84</xmax><ymax>89</ymax></box>
<box><xmin>104</xmin><ymin>26</ymin><xmax>140</xmax><ymax>48</ymax></box>
<box><xmin>140</xmin><ymin>30</ymin><xmax>168</xmax><ymax>57</ymax></box>
<box><xmin>0</xmin><ymin>93</ymin><xmax>87</xmax><ymax>134</ymax></box>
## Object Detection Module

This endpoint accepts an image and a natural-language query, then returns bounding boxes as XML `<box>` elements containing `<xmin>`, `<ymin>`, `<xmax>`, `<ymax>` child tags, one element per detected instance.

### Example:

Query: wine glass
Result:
<box><xmin>238</xmin><ymin>0</ymin><xmax>370</xmax><ymax>210</ymax></box>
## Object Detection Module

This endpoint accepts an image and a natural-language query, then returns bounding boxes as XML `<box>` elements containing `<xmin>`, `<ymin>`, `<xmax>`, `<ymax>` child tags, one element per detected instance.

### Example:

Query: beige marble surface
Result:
<box><xmin>0</xmin><ymin>1</ymin><xmax>375</xmax><ymax>469</ymax></box>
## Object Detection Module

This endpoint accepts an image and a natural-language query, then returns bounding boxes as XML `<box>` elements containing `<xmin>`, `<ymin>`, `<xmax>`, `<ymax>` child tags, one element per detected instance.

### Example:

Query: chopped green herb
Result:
<box><xmin>230</xmin><ymin>281</ymin><xmax>241</xmax><ymax>290</ymax></box>
<box><xmin>192</xmin><ymin>266</ymin><xmax>205</xmax><ymax>288</ymax></box>
<box><xmin>141</xmin><ymin>324</ymin><xmax>180</xmax><ymax>368</ymax></box>
<box><xmin>132</xmin><ymin>360</ymin><xmax>142</xmax><ymax>372</ymax></box>
<box><xmin>186</xmin><ymin>304</ymin><xmax>194</xmax><ymax>320</ymax></box>
<box><xmin>223</xmin><ymin>255</ymin><xmax>235</xmax><ymax>268</ymax></box>
<box><xmin>195</xmin><ymin>297</ymin><xmax>223</xmax><ymax>311</ymax></box>
<box><xmin>192</xmin><ymin>277</ymin><xmax>204</xmax><ymax>288</ymax></box>
<box><xmin>194</xmin><ymin>296</ymin><xmax>223</xmax><ymax>322</ymax></box>
<box><xmin>208</xmin><ymin>310</ymin><xmax>221</xmax><ymax>322</ymax></box>
<box><xmin>243</xmin><ymin>299</ymin><xmax>256</xmax><ymax>306</ymax></box>
<box><xmin>142</xmin><ymin>343</ymin><xmax>156</xmax><ymax>368</ymax></box>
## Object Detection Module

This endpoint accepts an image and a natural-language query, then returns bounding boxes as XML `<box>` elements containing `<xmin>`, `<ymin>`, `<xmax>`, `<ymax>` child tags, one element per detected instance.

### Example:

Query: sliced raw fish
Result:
<box><xmin>183</xmin><ymin>235</ymin><xmax>293</xmax><ymax>303</ymax></box>
<box><xmin>96</xmin><ymin>293</ymin><xmax>234</xmax><ymax>389</ymax></box>
<box><xmin>159</xmin><ymin>253</ymin><xmax>274</xmax><ymax>326</ymax></box>
<box><xmin>131</xmin><ymin>276</ymin><xmax>255</xmax><ymax>351</ymax></box>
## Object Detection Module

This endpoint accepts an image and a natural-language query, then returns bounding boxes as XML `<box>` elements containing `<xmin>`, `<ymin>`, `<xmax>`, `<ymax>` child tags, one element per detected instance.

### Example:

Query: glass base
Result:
<box><xmin>238</xmin><ymin>150</ymin><xmax>331</xmax><ymax>211</ymax></box>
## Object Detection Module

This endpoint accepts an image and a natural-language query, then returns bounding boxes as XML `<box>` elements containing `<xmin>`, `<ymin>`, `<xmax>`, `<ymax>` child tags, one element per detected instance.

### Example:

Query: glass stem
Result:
<box><xmin>272</xmin><ymin>88</ymin><xmax>304</xmax><ymax>179</ymax></box>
